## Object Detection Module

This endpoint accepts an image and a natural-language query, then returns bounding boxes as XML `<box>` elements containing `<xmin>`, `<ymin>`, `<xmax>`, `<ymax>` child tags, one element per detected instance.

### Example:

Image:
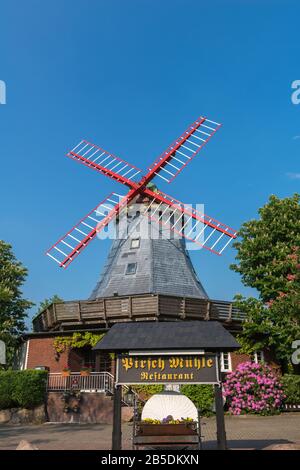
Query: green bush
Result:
<box><xmin>0</xmin><ymin>370</ymin><xmax>48</xmax><ymax>409</ymax></box>
<box><xmin>181</xmin><ymin>384</ymin><xmax>214</xmax><ymax>416</ymax></box>
<box><xmin>281</xmin><ymin>374</ymin><xmax>300</xmax><ymax>404</ymax></box>
<box><xmin>132</xmin><ymin>385</ymin><xmax>164</xmax><ymax>401</ymax></box>
<box><xmin>0</xmin><ymin>370</ymin><xmax>17</xmax><ymax>409</ymax></box>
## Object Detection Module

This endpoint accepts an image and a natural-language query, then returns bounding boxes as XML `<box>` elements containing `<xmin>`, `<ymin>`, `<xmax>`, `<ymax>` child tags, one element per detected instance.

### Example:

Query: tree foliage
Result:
<box><xmin>231</xmin><ymin>194</ymin><xmax>300</xmax><ymax>370</ymax></box>
<box><xmin>37</xmin><ymin>295</ymin><xmax>63</xmax><ymax>314</ymax></box>
<box><xmin>231</xmin><ymin>194</ymin><xmax>300</xmax><ymax>302</ymax></box>
<box><xmin>0</xmin><ymin>241</ymin><xmax>33</xmax><ymax>359</ymax></box>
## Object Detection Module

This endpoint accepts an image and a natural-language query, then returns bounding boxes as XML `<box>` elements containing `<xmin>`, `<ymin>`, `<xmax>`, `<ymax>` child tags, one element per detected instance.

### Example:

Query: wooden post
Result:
<box><xmin>205</xmin><ymin>301</ymin><xmax>211</xmax><ymax>320</ymax></box>
<box><xmin>128</xmin><ymin>296</ymin><xmax>132</xmax><ymax>319</ymax></box>
<box><xmin>112</xmin><ymin>356</ymin><xmax>122</xmax><ymax>450</ymax></box>
<box><xmin>112</xmin><ymin>384</ymin><xmax>122</xmax><ymax>450</ymax></box>
<box><xmin>215</xmin><ymin>353</ymin><xmax>227</xmax><ymax>450</ymax></box>
<box><xmin>227</xmin><ymin>302</ymin><xmax>233</xmax><ymax>322</ymax></box>
<box><xmin>77</xmin><ymin>301</ymin><xmax>82</xmax><ymax>322</ymax></box>
<box><xmin>181</xmin><ymin>297</ymin><xmax>186</xmax><ymax>319</ymax></box>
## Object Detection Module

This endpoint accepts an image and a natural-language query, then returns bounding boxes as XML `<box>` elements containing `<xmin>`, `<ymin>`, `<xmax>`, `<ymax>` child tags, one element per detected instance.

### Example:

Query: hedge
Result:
<box><xmin>132</xmin><ymin>385</ymin><xmax>164</xmax><ymax>401</ymax></box>
<box><xmin>281</xmin><ymin>374</ymin><xmax>300</xmax><ymax>404</ymax></box>
<box><xmin>181</xmin><ymin>384</ymin><xmax>214</xmax><ymax>416</ymax></box>
<box><xmin>0</xmin><ymin>370</ymin><xmax>48</xmax><ymax>409</ymax></box>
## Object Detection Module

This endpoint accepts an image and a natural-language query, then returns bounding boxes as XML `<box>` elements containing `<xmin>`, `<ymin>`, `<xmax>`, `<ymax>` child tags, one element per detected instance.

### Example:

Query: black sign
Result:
<box><xmin>116</xmin><ymin>354</ymin><xmax>219</xmax><ymax>385</ymax></box>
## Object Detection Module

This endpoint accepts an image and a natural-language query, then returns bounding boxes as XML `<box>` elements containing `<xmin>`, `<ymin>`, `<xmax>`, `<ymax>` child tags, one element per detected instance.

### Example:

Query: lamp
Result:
<box><xmin>125</xmin><ymin>387</ymin><xmax>134</xmax><ymax>406</ymax></box>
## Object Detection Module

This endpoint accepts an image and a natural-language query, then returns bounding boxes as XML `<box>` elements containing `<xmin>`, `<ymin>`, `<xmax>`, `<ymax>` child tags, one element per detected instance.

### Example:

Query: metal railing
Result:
<box><xmin>47</xmin><ymin>371</ymin><xmax>114</xmax><ymax>393</ymax></box>
<box><xmin>47</xmin><ymin>371</ymin><xmax>140</xmax><ymax>406</ymax></box>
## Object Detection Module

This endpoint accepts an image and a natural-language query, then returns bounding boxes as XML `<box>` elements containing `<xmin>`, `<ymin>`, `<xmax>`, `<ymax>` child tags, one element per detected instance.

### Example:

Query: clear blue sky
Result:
<box><xmin>0</xmin><ymin>0</ymin><xmax>299</xmax><ymax>326</ymax></box>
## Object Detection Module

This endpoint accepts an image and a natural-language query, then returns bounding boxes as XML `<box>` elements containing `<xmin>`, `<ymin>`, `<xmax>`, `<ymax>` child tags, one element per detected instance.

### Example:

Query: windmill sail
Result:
<box><xmin>142</xmin><ymin>189</ymin><xmax>237</xmax><ymax>255</ymax></box>
<box><xmin>67</xmin><ymin>140</ymin><xmax>142</xmax><ymax>187</ymax></box>
<box><xmin>146</xmin><ymin>116</ymin><xmax>221</xmax><ymax>184</ymax></box>
<box><xmin>46</xmin><ymin>192</ymin><xmax>127</xmax><ymax>268</ymax></box>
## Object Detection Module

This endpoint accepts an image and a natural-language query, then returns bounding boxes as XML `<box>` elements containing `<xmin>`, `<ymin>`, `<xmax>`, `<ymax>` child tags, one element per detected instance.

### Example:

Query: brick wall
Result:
<box><xmin>26</xmin><ymin>337</ymin><xmax>69</xmax><ymax>372</ymax></box>
<box><xmin>230</xmin><ymin>350</ymin><xmax>281</xmax><ymax>373</ymax></box>
<box><xmin>25</xmin><ymin>337</ymin><xmax>281</xmax><ymax>374</ymax></box>
<box><xmin>231</xmin><ymin>351</ymin><xmax>251</xmax><ymax>370</ymax></box>
<box><xmin>25</xmin><ymin>337</ymin><xmax>111</xmax><ymax>373</ymax></box>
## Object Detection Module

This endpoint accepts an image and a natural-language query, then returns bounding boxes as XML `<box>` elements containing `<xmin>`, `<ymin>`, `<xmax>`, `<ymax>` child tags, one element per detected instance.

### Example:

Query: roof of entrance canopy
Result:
<box><xmin>94</xmin><ymin>321</ymin><xmax>240</xmax><ymax>352</ymax></box>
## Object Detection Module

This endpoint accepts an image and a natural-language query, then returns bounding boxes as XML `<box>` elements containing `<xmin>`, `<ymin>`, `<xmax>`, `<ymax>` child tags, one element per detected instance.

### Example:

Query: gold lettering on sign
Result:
<box><xmin>122</xmin><ymin>357</ymin><xmax>133</xmax><ymax>371</ymax></box>
<box><xmin>169</xmin><ymin>357</ymin><xmax>184</xmax><ymax>369</ymax></box>
<box><xmin>138</xmin><ymin>371</ymin><xmax>199</xmax><ymax>381</ymax></box>
<box><xmin>121</xmin><ymin>355</ymin><xmax>215</xmax><ymax>379</ymax></box>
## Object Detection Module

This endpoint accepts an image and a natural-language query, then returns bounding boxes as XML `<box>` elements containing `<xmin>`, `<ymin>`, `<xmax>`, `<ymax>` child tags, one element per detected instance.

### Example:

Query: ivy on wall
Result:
<box><xmin>53</xmin><ymin>332</ymin><xmax>105</xmax><ymax>357</ymax></box>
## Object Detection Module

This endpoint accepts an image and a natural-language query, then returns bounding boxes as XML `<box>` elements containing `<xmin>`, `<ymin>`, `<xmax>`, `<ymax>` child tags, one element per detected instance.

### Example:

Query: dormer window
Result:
<box><xmin>126</xmin><ymin>263</ymin><xmax>137</xmax><ymax>275</ymax></box>
<box><xmin>130</xmin><ymin>238</ymin><xmax>140</xmax><ymax>249</ymax></box>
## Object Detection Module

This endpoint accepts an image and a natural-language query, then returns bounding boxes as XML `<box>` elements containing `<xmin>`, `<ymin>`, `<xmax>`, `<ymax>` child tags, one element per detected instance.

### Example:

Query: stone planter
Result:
<box><xmin>80</xmin><ymin>371</ymin><xmax>91</xmax><ymax>377</ymax></box>
<box><xmin>138</xmin><ymin>423</ymin><xmax>197</xmax><ymax>436</ymax></box>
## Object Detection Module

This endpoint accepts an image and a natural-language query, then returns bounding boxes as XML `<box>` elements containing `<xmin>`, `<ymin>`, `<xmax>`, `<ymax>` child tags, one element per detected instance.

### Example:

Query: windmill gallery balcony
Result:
<box><xmin>32</xmin><ymin>293</ymin><xmax>245</xmax><ymax>333</ymax></box>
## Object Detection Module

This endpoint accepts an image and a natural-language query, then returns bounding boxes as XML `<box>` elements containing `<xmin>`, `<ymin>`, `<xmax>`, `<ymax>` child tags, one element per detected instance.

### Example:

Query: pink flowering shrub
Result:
<box><xmin>223</xmin><ymin>362</ymin><xmax>285</xmax><ymax>416</ymax></box>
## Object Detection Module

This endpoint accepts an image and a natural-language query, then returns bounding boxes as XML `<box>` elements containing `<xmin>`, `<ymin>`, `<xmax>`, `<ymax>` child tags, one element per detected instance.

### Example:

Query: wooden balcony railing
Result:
<box><xmin>33</xmin><ymin>293</ymin><xmax>245</xmax><ymax>332</ymax></box>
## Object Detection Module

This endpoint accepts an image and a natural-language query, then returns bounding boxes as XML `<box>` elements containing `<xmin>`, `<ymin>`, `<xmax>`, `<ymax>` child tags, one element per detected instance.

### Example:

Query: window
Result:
<box><xmin>130</xmin><ymin>238</ymin><xmax>140</xmax><ymax>249</ymax></box>
<box><xmin>82</xmin><ymin>349</ymin><xmax>96</xmax><ymax>372</ymax></box>
<box><xmin>126</xmin><ymin>263</ymin><xmax>137</xmax><ymax>275</ymax></box>
<box><xmin>253</xmin><ymin>350</ymin><xmax>264</xmax><ymax>363</ymax></box>
<box><xmin>220</xmin><ymin>352</ymin><xmax>232</xmax><ymax>372</ymax></box>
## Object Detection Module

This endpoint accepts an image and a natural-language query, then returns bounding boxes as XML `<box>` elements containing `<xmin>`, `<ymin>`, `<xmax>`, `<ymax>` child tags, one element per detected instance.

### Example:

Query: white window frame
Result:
<box><xmin>130</xmin><ymin>238</ymin><xmax>140</xmax><ymax>249</ymax></box>
<box><xmin>253</xmin><ymin>350</ymin><xmax>264</xmax><ymax>363</ymax></box>
<box><xmin>125</xmin><ymin>262</ymin><xmax>137</xmax><ymax>275</ymax></box>
<box><xmin>220</xmin><ymin>352</ymin><xmax>232</xmax><ymax>372</ymax></box>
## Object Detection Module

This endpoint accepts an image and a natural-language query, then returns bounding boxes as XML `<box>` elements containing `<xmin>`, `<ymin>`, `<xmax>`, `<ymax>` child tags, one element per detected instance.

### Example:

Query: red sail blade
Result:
<box><xmin>67</xmin><ymin>140</ymin><xmax>142</xmax><ymax>188</ymax></box>
<box><xmin>46</xmin><ymin>192</ymin><xmax>128</xmax><ymax>268</ymax></box>
<box><xmin>142</xmin><ymin>189</ymin><xmax>237</xmax><ymax>255</ymax></box>
<box><xmin>144</xmin><ymin>116</ymin><xmax>221</xmax><ymax>184</ymax></box>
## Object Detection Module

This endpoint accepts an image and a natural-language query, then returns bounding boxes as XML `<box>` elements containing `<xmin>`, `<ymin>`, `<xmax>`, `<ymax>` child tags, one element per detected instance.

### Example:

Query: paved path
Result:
<box><xmin>0</xmin><ymin>414</ymin><xmax>299</xmax><ymax>450</ymax></box>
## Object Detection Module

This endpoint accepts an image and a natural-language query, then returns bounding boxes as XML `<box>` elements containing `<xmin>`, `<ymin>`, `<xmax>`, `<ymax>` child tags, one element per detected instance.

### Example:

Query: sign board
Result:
<box><xmin>0</xmin><ymin>340</ymin><xmax>6</xmax><ymax>365</ymax></box>
<box><xmin>116</xmin><ymin>353</ymin><xmax>219</xmax><ymax>385</ymax></box>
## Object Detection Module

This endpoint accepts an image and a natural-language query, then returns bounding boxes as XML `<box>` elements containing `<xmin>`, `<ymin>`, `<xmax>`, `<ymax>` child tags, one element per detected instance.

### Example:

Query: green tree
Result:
<box><xmin>36</xmin><ymin>294</ymin><xmax>63</xmax><ymax>314</ymax></box>
<box><xmin>0</xmin><ymin>240</ymin><xmax>33</xmax><ymax>364</ymax></box>
<box><xmin>230</xmin><ymin>194</ymin><xmax>300</xmax><ymax>371</ymax></box>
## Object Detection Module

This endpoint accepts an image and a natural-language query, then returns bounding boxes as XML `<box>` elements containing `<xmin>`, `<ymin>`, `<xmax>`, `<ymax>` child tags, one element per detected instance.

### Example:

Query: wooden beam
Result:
<box><xmin>205</xmin><ymin>301</ymin><xmax>211</xmax><ymax>320</ymax></box>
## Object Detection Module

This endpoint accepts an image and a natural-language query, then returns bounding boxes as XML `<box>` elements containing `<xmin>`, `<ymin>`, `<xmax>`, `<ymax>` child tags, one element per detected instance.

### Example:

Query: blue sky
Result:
<box><xmin>0</xmin><ymin>0</ymin><xmax>299</xmax><ymax>326</ymax></box>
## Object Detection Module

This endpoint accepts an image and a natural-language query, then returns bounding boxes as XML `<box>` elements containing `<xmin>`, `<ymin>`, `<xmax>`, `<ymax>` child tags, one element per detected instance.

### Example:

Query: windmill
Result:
<box><xmin>46</xmin><ymin>115</ymin><xmax>237</xmax><ymax>269</ymax></box>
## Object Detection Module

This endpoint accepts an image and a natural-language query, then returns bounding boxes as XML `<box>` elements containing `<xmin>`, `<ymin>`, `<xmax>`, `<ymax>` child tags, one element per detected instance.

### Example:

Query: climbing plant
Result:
<box><xmin>53</xmin><ymin>332</ymin><xmax>105</xmax><ymax>356</ymax></box>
